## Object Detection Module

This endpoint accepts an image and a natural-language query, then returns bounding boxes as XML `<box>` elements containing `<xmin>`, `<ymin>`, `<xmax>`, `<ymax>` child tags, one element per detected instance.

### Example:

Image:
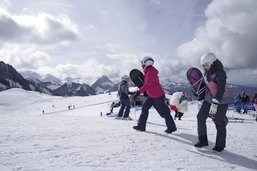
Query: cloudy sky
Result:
<box><xmin>0</xmin><ymin>0</ymin><xmax>257</xmax><ymax>86</ymax></box>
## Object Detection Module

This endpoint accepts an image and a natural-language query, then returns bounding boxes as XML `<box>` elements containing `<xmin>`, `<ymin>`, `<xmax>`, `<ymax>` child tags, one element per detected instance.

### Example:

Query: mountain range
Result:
<box><xmin>0</xmin><ymin>61</ymin><xmax>256</xmax><ymax>102</ymax></box>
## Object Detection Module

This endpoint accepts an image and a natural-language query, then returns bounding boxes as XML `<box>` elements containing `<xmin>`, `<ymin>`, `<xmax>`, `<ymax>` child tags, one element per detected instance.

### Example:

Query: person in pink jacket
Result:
<box><xmin>132</xmin><ymin>56</ymin><xmax>177</xmax><ymax>133</ymax></box>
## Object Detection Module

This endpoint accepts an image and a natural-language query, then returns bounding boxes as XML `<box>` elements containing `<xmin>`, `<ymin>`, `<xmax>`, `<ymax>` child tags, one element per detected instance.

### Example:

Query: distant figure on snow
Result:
<box><xmin>116</xmin><ymin>75</ymin><xmax>134</xmax><ymax>120</ymax></box>
<box><xmin>169</xmin><ymin>92</ymin><xmax>188</xmax><ymax>120</ymax></box>
<box><xmin>253</xmin><ymin>93</ymin><xmax>257</xmax><ymax>122</ymax></box>
<box><xmin>234</xmin><ymin>93</ymin><xmax>241</xmax><ymax>113</ymax></box>
<box><xmin>240</xmin><ymin>92</ymin><xmax>250</xmax><ymax>114</ymax></box>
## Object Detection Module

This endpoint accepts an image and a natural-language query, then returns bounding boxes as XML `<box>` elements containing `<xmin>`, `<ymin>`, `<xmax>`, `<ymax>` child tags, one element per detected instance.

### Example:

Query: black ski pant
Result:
<box><xmin>137</xmin><ymin>95</ymin><xmax>176</xmax><ymax>130</ymax></box>
<box><xmin>175</xmin><ymin>111</ymin><xmax>184</xmax><ymax>119</ymax></box>
<box><xmin>197</xmin><ymin>101</ymin><xmax>228</xmax><ymax>148</ymax></box>
<box><xmin>117</xmin><ymin>99</ymin><xmax>131</xmax><ymax>118</ymax></box>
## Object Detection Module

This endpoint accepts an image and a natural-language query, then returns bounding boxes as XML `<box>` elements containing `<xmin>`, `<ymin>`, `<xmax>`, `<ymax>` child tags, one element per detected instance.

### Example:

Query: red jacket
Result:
<box><xmin>139</xmin><ymin>66</ymin><xmax>165</xmax><ymax>98</ymax></box>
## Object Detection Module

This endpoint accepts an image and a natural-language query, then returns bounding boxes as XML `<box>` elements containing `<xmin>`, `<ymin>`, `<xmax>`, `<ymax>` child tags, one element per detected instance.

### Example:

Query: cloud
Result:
<box><xmin>0</xmin><ymin>8</ymin><xmax>79</xmax><ymax>44</ymax></box>
<box><xmin>0</xmin><ymin>7</ymin><xmax>79</xmax><ymax>71</ymax></box>
<box><xmin>0</xmin><ymin>0</ymin><xmax>10</xmax><ymax>9</ymax></box>
<box><xmin>34</xmin><ymin>52</ymin><xmax>185</xmax><ymax>85</ymax></box>
<box><xmin>177</xmin><ymin>0</ymin><xmax>257</xmax><ymax>70</ymax></box>
<box><xmin>37</xmin><ymin>58</ymin><xmax>120</xmax><ymax>84</ymax></box>
<box><xmin>0</xmin><ymin>44</ymin><xmax>51</xmax><ymax>69</ymax></box>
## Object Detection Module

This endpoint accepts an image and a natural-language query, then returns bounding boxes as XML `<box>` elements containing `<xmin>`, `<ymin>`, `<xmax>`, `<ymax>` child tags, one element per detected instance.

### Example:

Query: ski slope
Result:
<box><xmin>0</xmin><ymin>88</ymin><xmax>256</xmax><ymax>171</ymax></box>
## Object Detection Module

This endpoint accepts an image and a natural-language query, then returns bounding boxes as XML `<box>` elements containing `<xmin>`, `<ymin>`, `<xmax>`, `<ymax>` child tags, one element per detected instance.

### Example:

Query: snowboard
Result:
<box><xmin>129</xmin><ymin>69</ymin><xmax>144</xmax><ymax>88</ymax></box>
<box><xmin>186</xmin><ymin>67</ymin><xmax>207</xmax><ymax>100</ymax></box>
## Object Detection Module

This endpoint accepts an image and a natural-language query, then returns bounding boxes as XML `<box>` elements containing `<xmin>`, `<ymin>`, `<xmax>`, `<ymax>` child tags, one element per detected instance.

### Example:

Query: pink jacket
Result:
<box><xmin>139</xmin><ymin>66</ymin><xmax>165</xmax><ymax>98</ymax></box>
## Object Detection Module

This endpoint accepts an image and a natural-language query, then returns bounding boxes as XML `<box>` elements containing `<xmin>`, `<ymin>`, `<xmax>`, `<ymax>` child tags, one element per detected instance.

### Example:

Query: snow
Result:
<box><xmin>0</xmin><ymin>88</ymin><xmax>257</xmax><ymax>171</ymax></box>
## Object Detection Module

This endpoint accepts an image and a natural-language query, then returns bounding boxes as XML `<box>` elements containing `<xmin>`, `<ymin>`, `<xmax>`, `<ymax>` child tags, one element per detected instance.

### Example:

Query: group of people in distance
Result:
<box><xmin>115</xmin><ymin>52</ymin><xmax>229</xmax><ymax>152</ymax></box>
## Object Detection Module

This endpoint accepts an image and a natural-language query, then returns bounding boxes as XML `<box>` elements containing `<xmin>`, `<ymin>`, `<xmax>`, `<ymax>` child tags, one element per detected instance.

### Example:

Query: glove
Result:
<box><xmin>209</xmin><ymin>98</ymin><xmax>219</xmax><ymax>118</ymax></box>
<box><xmin>131</xmin><ymin>91</ymin><xmax>140</xmax><ymax>102</ymax></box>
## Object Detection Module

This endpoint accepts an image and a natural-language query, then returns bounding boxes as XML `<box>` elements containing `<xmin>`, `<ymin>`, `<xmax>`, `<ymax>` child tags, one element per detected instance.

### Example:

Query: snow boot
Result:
<box><xmin>165</xmin><ymin>128</ymin><xmax>177</xmax><ymax>134</ymax></box>
<box><xmin>122</xmin><ymin>116</ymin><xmax>133</xmax><ymax>120</ymax></box>
<box><xmin>194</xmin><ymin>135</ymin><xmax>208</xmax><ymax>147</ymax></box>
<box><xmin>115</xmin><ymin>116</ymin><xmax>123</xmax><ymax>120</ymax></box>
<box><xmin>133</xmin><ymin>125</ymin><xmax>145</xmax><ymax>131</ymax></box>
<box><xmin>212</xmin><ymin>146</ymin><xmax>224</xmax><ymax>152</ymax></box>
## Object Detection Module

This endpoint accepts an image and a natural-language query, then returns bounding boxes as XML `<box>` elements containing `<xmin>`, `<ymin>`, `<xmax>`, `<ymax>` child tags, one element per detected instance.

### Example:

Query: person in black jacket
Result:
<box><xmin>116</xmin><ymin>75</ymin><xmax>133</xmax><ymax>120</ymax></box>
<box><xmin>240</xmin><ymin>92</ymin><xmax>250</xmax><ymax>114</ymax></box>
<box><xmin>194</xmin><ymin>52</ymin><xmax>229</xmax><ymax>152</ymax></box>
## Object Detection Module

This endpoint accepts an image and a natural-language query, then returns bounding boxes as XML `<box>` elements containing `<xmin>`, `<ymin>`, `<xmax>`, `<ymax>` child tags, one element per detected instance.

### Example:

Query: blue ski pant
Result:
<box><xmin>117</xmin><ymin>99</ymin><xmax>131</xmax><ymax>118</ymax></box>
<box><xmin>197</xmin><ymin>101</ymin><xmax>228</xmax><ymax>148</ymax></box>
<box><xmin>137</xmin><ymin>95</ymin><xmax>176</xmax><ymax>130</ymax></box>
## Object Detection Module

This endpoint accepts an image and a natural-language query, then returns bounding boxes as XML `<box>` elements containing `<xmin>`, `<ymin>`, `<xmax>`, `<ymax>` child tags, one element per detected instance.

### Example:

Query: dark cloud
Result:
<box><xmin>0</xmin><ymin>13</ymin><xmax>23</xmax><ymax>40</ymax></box>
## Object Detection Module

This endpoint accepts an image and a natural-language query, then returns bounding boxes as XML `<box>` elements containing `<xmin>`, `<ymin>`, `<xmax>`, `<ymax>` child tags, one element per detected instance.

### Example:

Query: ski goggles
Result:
<box><xmin>202</xmin><ymin>63</ymin><xmax>211</xmax><ymax>69</ymax></box>
<box><xmin>141</xmin><ymin>58</ymin><xmax>153</xmax><ymax>65</ymax></box>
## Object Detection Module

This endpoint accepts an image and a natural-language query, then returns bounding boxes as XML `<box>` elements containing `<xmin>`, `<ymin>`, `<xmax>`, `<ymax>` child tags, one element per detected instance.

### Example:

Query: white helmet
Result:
<box><xmin>141</xmin><ymin>56</ymin><xmax>154</xmax><ymax>67</ymax></box>
<box><xmin>121</xmin><ymin>75</ymin><xmax>129</xmax><ymax>81</ymax></box>
<box><xmin>200</xmin><ymin>52</ymin><xmax>217</xmax><ymax>68</ymax></box>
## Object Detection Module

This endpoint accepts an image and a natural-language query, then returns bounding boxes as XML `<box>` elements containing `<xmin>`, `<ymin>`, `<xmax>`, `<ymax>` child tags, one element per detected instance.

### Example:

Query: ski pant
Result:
<box><xmin>117</xmin><ymin>99</ymin><xmax>131</xmax><ymax>118</ymax></box>
<box><xmin>197</xmin><ymin>101</ymin><xmax>228</xmax><ymax>148</ymax></box>
<box><xmin>175</xmin><ymin>111</ymin><xmax>183</xmax><ymax>119</ymax></box>
<box><xmin>137</xmin><ymin>95</ymin><xmax>176</xmax><ymax>130</ymax></box>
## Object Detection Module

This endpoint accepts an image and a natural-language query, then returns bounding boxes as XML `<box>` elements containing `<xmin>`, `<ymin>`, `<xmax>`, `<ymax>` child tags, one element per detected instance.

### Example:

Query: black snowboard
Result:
<box><xmin>129</xmin><ymin>69</ymin><xmax>144</xmax><ymax>88</ymax></box>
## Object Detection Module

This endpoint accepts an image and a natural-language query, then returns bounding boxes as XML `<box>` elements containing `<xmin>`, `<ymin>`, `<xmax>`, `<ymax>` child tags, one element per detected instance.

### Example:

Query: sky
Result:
<box><xmin>0</xmin><ymin>0</ymin><xmax>257</xmax><ymax>86</ymax></box>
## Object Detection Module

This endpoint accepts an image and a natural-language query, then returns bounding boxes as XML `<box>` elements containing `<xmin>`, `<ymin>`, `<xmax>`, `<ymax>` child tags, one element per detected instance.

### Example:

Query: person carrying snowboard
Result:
<box><xmin>116</xmin><ymin>75</ymin><xmax>133</xmax><ymax>120</ymax></box>
<box><xmin>194</xmin><ymin>52</ymin><xmax>229</xmax><ymax>152</ymax></box>
<box><xmin>132</xmin><ymin>56</ymin><xmax>177</xmax><ymax>133</ymax></box>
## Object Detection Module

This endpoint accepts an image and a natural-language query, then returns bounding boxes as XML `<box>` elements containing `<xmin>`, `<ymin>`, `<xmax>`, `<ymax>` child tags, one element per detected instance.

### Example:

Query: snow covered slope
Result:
<box><xmin>0</xmin><ymin>88</ymin><xmax>256</xmax><ymax>171</ymax></box>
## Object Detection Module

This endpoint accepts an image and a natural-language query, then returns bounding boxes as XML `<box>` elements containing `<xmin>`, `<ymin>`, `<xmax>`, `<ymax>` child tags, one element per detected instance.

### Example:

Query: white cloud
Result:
<box><xmin>37</xmin><ymin>58</ymin><xmax>120</xmax><ymax>84</ymax></box>
<box><xmin>0</xmin><ymin>44</ymin><xmax>51</xmax><ymax>69</ymax></box>
<box><xmin>177</xmin><ymin>0</ymin><xmax>257</xmax><ymax>70</ymax></box>
<box><xmin>1</xmin><ymin>0</ymin><xmax>256</xmax><ymax>86</ymax></box>
<box><xmin>0</xmin><ymin>0</ymin><xmax>10</xmax><ymax>9</ymax></box>
<box><xmin>0</xmin><ymin>7</ymin><xmax>79</xmax><ymax>71</ymax></box>
<box><xmin>0</xmin><ymin>8</ymin><xmax>79</xmax><ymax>44</ymax></box>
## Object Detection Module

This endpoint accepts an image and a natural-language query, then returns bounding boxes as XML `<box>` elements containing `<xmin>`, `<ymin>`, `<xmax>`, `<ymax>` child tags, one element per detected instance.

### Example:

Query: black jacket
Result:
<box><xmin>205</xmin><ymin>59</ymin><xmax>228</xmax><ymax>104</ymax></box>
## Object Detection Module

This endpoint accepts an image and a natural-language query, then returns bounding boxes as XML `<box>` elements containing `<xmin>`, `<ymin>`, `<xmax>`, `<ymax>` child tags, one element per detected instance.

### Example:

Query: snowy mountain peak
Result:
<box><xmin>52</xmin><ymin>82</ymin><xmax>96</xmax><ymax>96</ymax></box>
<box><xmin>91</xmin><ymin>75</ymin><xmax>115</xmax><ymax>94</ymax></box>
<box><xmin>42</xmin><ymin>74</ymin><xmax>62</xmax><ymax>86</ymax></box>
<box><xmin>0</xmin><ymin>61</ymin><xmax>31</xmax><ymax>91</ymax></box>
<box><xmin>20</xmin><ymin>70</ymin><xmax>42</xmax><ymax>82</ymax></box>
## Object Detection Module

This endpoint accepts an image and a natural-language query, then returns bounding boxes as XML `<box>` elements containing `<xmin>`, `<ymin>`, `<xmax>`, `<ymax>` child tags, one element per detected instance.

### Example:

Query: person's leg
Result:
<box><xmin>153</xmin><ymin>95</ymin><xmax>176</xmax><ymax>132</ymax></box>
<box><xmin>213</xmin><ymin>104</ymin><xmax>228</xmax><ymax>151</ymax></box>
<box><xmin>117</xmin><ymin>100</ymin><xmax>125</xmax><ymax>117</ymax></box>
<box><xmin>134</xmin><ymin>98</ymin><xmax>153</xmax><ymax>131</ymax></box>
<box><xmin>123</xmin><ymin>99</ymin><xmax>131</xmax><ymax>118</ymax></box>
<box><xmin>174</xmin><ymin>111</ymin><xmax>177</xmax><ymax>120</ymax></box>
<box><xmin>195</xmin><ymin>101</ymin><xmax>210</xmax><ymax>147</ymax></box>
<box><xmin>178</xmin><ymin>112</ymin><xmax>183</xmax><ymax>120</ymax></box>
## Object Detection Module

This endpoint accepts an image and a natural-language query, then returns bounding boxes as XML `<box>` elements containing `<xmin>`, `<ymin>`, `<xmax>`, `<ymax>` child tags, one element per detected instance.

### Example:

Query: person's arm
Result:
<box><xmin>215</xmin><ymin>70</ymin><xmax>227</xmax><ymax>102</ymax></box>
<box><xmin>139</xmin><ymin>70</ymin><xmax>154</xmax><ymax>93</ymax></box>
